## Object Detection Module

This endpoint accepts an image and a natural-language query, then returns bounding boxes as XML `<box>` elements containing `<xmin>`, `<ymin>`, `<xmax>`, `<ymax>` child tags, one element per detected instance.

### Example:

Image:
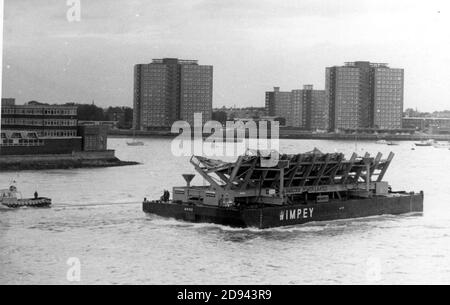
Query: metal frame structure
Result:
<box><xmin>190</xmin><ymin>149</ymin><xmax>394</xmax><ymax>199</ymax></box>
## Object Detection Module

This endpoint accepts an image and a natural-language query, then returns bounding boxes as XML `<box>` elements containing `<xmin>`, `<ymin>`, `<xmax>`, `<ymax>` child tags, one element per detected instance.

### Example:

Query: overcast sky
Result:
<box><xmin>2</xmin><ymin>0</ymin><xmax>449</xmax><ymax>111</ymax></box>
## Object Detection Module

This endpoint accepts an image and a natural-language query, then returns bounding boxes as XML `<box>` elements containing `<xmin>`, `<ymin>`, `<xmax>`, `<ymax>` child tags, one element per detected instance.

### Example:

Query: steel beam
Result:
<box><xmin>287</xmin><ymin>155</ymin><xmax>303</xmax><ymax>187</ymax></box>
<box><xmin>328</xmin><ymin>154</ymin><xmax>343</xmax><ymax>184</ymax></box>
<box><xmin>314</xmin><ymin>154</ymin><xmax>331</xmax><ymax>186</ymax></box>
<box><xmin>377</xmin><ymin>152</ymin><xmax>395</xmax><ymax>182</ymax></box>
<box><xmin>341</xmin><ymin>153</ymin><xmax>357</xmax><ymax>184</ymax></box>
<box><xmin>300</xmin><ymin>154</ymin><xmax>317</xmax><ymax>187</ymax></box>
<box><xmin>240</xmin><ymin>158</ymin><xmax>258</xmax><ymax>190</ymax></box>
<box><xmin>226</xmin><ymin>156</ymin><xmax>245</xmax><ymax>190</ymax></box>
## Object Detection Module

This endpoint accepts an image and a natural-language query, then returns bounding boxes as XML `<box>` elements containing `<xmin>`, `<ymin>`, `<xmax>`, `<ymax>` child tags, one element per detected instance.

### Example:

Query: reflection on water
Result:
<box><xmin>1</xmin><ymin>138</ymin><xmax>450</xmax><ymax>284</ymax></box>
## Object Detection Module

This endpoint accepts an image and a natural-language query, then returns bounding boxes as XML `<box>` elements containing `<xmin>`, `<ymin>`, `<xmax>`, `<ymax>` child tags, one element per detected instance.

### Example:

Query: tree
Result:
<box><xmin>212</xmin><ymin>111</ymin><xmax>228</xmax><ymax>125</ymax></box>
<box><xmin>123</xmin><ymin>107</ymin><xmax>133</xmax><ymax>129</ymax></box>
<box><xmin>77</xmin><ymin>104</ymin><xmax>105</xmax><ymax>121</ymax></box>
<box><xmin>275</xmin><ymin>117</ymin><xmax>286</xmax><ymax>126</ymax></box>
<box><xmin>104</xmin><ymin>106</ymin><xmax>133</xmax><ymax>129</ymax></box>
<box><xmin>28</xmin><ymin>101</ymin><xmax>48</xmax><ymax>105</ymax></box>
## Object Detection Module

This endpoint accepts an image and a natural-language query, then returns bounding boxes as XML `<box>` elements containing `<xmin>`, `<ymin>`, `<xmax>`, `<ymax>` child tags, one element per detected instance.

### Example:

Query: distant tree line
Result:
<box><xmin>59</xmin><ymin>103</ymin><xmax>133</xmax><ymax>129</ymax></box>
<box><xmin>212</xmin><ymin>111</ymin><xmax>228</xmax><ymax>124</ymax></box>
<box><xmin>405</xmin><ymin>108</ymin><xmax>450</xmax><ymax>118</ymax></box>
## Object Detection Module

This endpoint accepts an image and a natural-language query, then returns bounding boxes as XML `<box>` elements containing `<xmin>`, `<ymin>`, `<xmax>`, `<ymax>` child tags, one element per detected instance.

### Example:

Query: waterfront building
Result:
<box><xmin>1</xmin><ymin>100</ymin><xmax>78</xmax><ymax>137</ymax></box>
<box><xmin>133</xmin><ymin>58</ymin><xmax>213</xmax><ymax>130</ymax></box>
<box><xmin>290</xmin><ymin>89</ymin><xmax>305</xmax><ymax>128</ymax></box>
<box><xmin>1</xmin><ymin>100</ymin><xmax>109</xmax><ymax>155</ymax></box>
<box><xmin>403</xmin><ymin>117</ymin><xmax>450</xmax><ymax>134</ymax></box>
<box><xmin>372</xmin><ymin>66</ymin><xmax>404</xmax><ymax>130</ymax></box>
<box><xmin>265</xmin><ymin>87</ymin><xmax>292</xmax><ymax>126</ymax></box>
<box><xmin>78</xmin><ymin>121</ymin><xmax>119</xmax><ymax>130</ymax></box>
<box><xmin>1</xmin><ymin>98</ymin><xmax>15</xmax><ymax>107</ymax></box>
<box><xmin>326</xmin><ymin>61</ymin><xmax>404</xmax><ymax>131</ymax></box>
<box><xmin>265</xmin><ymin>86</ymin><xmax>327</xmax><ymax>130</ymax></box>
<box><xmin>77</xmin><ymin>124</ymin><xmax>109</xmax><ymax>151</ymax></box>
<box><xmin>291</xmin><ymin>85</ymin><xmax>328</xmax><ymax>130</ymax></box>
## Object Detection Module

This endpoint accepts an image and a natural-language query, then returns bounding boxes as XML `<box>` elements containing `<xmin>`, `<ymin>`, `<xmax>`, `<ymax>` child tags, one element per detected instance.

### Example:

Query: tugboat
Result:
<box><xmin>0</xmin><ymin>184</ymin><xmax>51</xmax><ymax>208</ymax></box>
<box><xmin>143</xmin><ymin>149</ymin><xmax>424</xmax><ymax>229</ymax></box>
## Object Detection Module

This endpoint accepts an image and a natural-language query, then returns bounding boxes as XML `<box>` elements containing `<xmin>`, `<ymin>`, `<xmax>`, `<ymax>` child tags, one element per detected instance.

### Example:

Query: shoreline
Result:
<box><xmin>0</xmin><ymin>160</ymin><xmax>140</xmax><ymax>172</ymax></box>
<box><xmin>0</xmin><ymin>151</ymin><xmax>140</xmax><ymax>171</ymax></box>
<box><xmin>108</xmin><ymin>129</ymin><xmax>450</xmax><ymax>141</ymax></box>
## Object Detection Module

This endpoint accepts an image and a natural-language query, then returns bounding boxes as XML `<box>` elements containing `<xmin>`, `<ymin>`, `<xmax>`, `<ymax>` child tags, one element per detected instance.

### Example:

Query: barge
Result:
<box><xmin>143</xmin><ymin>150</ymin><xmax>424</xmax><ymax>229</ymax></box>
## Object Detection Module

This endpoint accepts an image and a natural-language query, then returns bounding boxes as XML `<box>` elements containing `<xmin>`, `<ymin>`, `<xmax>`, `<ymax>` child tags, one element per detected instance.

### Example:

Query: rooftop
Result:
<box><xmin>1</xmin><ymin>101</ymin><xmax>77</xmax><ymax>109</ymax></box>
<box><xmin>151</xmin><ymin>58</ymin><xmax>199</xmax><ymax>65</ymax></box>
<box><xmin>404</xmin><ymin>117</ymin><xmax>450</xmax><ymax>121</ymax></box>
<box><xmin>344</xmin><ymin>61</ymin><xmax>389</xmax><ymax>68</ymax></box>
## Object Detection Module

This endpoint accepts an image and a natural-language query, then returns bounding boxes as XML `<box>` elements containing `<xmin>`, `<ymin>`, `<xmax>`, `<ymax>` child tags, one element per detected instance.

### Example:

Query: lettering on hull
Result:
<box><xmin>280</xmin><ymin>208</ymin><xmax>314</xmax><ymax>221</ymax></box>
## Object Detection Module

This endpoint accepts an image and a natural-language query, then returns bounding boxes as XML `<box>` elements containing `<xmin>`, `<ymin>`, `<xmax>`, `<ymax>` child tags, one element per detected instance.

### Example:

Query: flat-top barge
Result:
<box><xmin>143</xmin><ymin>150</ymin><xmax>424</xmax><ymax>229</ymax></box>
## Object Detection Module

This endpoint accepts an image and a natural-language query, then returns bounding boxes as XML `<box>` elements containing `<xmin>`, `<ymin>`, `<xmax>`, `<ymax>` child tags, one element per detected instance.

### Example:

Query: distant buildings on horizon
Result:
<box><xmin>327</xmin><ymin>61</ymin><xmax>404</xmax><ymax>131</ymax></box>
<box><xmin>132</xmin><ymin>58</ymin><xmax>404</xmax><ymax>133</ymax></box>
<box><xmin>133</xmin><ymin>58</ymin><xmax>213</xmax><ymax>130</ymax></box>
<box><xmin>5</xmin><ymin>58</ymin><xmax>445</xmax><ymax>134</ymax></box>
<box><xmin>266</xmin><ymin>61</ymin><xmax>404</xmax><ymax>132</ymax></box>
<box><xmin>266</xmin><ymin>85</ymin><xmax>328</xmax><ymax>130</ymax></box>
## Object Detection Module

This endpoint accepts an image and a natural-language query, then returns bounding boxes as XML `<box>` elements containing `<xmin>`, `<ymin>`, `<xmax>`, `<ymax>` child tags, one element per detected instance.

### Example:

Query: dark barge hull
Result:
<box><xmin>143</xmin><ymin>192</ymin><xmax>424</xmax><ymax>229</ymax></box>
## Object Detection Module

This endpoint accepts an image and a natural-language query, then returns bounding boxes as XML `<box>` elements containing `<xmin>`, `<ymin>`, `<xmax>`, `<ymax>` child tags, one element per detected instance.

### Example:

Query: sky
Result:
<box><xmin>1</xmin><ymin>0</ymin><xmax>450</xmax><ymax>111</ymax></box>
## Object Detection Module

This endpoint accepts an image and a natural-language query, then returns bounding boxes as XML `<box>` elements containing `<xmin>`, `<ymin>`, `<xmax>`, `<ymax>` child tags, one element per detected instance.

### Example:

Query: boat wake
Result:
<box><xmin>145</xmin><ymin>212</ymin><xmax>425</xmax><ymax>242</ymax></box>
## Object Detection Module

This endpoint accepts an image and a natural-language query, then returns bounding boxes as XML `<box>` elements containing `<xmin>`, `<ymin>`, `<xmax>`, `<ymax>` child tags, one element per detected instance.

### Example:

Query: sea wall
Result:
<box><xmin>0</xmin><ymin>150</ymin><xmax>139</xmax><ymax>171</ymax></box>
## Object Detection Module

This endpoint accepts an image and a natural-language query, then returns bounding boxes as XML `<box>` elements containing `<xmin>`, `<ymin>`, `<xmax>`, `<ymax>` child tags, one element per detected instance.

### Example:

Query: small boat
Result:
<box><xmin>433</xmin><ymin>142</ymin><xmax>450</xmax><ymax>149</ymax></box>
<box><xmin>0</xmin><ymin>185</ymin><xmax>51</xmax><ymax>209</ymax></box>
<box><xmin>127</xmin><ymin>130</ymin><xmax>145</xmax><ymax>146</ymax></box>
<box><xmin>415</xmin><ymin>139</ymin><xmax>435</xmax><ymax>147</ymax></box>
<box><xmin>127</xmin><ymin>140</ymin><xmax>144</xmax><ymax>146</ymax></box>
<box><xmin>376</xmin><ymin>140</ymin><xmax>389</xmax><ymax>145</ymax></box>
<box><xmin>376</xmin><ymin>140</ymin><xmax>398</xmax><ymax>146</ymax></box>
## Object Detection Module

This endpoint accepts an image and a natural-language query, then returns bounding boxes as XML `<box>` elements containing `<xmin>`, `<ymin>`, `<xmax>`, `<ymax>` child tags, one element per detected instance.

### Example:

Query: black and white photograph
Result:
<box><xmin>0</xmin><ymin>0</ymin><xmax>449</xmax><ymax>289</ymax></box>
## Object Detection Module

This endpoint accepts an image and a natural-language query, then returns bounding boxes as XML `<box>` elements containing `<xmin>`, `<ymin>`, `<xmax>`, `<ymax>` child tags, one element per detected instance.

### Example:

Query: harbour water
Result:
<box><xmin>1</xmin><ymin>138</ymin><xmax>450</xmax><ymax>284</ymax></box>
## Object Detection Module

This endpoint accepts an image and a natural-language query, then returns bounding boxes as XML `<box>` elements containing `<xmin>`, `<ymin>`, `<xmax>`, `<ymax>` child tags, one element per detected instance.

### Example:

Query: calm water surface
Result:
<box><xmin>1</xmin><ymin>138</ymin><xmax>450</xmax><ymax>284</ymax></box>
